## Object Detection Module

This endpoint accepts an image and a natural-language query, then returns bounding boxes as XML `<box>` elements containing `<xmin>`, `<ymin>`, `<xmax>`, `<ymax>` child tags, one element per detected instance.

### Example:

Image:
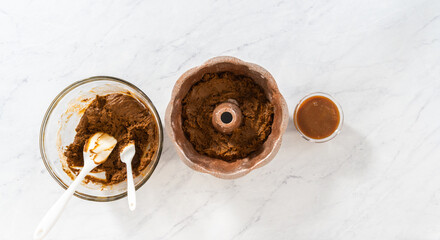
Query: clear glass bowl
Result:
<box><xmin>40</xmin><ymin>76</ymin><xmax>163</xmax><ymax>201</ymax></box>
<box><xmin>293</xmin><ymin>92</ymin><xmax>343</xmax><ymax>143</ymax></box>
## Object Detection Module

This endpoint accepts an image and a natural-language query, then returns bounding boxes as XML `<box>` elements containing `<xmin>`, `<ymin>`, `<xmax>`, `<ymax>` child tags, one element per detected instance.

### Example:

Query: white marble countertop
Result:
<box><xmin>1</xmin><ymin>0</ymin><xmax>440</xmax><ymax>239</ymax></box>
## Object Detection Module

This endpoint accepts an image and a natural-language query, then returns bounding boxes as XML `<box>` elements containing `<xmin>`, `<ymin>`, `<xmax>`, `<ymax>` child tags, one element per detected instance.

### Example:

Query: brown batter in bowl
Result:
<box><xmin>42</xmin><ymin>76</ymin><xmax>163</xmax><ymax>201</ymax></box>
<box><xmin>64</xmin><ymin>93</ymin><xmax>159</xmax><ymax>185</ymax></box>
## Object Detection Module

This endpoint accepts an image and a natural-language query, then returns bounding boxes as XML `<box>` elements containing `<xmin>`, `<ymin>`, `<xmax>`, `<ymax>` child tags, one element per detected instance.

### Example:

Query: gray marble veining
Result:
<box><xmin>1</xmin><ymin>0</ymin><xmax>440</xmax><ymax>239</ymax></box>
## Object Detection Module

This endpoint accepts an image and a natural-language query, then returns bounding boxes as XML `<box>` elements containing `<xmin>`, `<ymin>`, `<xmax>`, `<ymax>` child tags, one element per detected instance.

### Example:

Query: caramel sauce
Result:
<box><xmin>295</xmin><ymin>95</ymin><xmax>340</xmax><ymax>139</ymax></box>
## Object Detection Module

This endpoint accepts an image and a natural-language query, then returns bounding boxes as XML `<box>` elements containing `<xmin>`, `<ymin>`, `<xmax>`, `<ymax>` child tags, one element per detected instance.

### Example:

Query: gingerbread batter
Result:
<box><xmin>64</xmin><ymin>93</ymin><xmax>158</xmax><ymax>185</ymax></box>
<box><xmin>182</xmin><ymin>72</ymin><xmax>274</xmax><ymax>161</ymax></box>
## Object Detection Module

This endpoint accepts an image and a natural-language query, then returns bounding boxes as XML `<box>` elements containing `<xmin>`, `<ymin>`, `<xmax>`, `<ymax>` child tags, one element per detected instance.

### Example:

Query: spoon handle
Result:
<box><xmin>126</xmin><ymin>162</ymin><xmax>136</xmax><ymax>211</ymax></box>
<box><xmin>34</xmin><ymin>163</ymin><xmax>95</xmax><ymax>240</ymax></box>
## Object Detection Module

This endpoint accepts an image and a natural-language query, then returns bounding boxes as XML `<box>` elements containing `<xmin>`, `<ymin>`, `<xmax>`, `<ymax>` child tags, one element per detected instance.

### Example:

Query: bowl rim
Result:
<box><xmin>40</xmin><ymin>76</ymin><xmax>163</xmax><ymax>202</ymax></box>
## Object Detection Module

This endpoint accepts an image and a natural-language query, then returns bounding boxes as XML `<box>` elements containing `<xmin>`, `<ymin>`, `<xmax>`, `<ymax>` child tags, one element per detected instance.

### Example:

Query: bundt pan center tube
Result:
<box><xmin>165</xmin><ymin>56</ymin><xmax>289</xmax><ymax>179</ymax></box>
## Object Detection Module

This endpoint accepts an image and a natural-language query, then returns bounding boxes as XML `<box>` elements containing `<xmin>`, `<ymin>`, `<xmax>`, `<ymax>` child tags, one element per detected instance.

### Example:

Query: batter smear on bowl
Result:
<box><xmin>182</xmin><ymin>72</ymin><xmax>274</xmax><ymax>162</ymax></box>
<box><xmin>64</xmin><ymin>93</ymin><xmax>158</xmax><ymax>185</ymax></box>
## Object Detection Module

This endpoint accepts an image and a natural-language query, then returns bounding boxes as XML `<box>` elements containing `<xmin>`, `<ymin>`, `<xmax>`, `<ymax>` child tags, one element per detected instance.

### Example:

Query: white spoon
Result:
<box><xmin>120</xmin><ymin>142</ymin><xmax>136</xmax><ymax>211</ymax></box>
<box><xmin>34</xmin><ymin>132</ymin><xmax>117</xmax><ymax>240</ymax></box>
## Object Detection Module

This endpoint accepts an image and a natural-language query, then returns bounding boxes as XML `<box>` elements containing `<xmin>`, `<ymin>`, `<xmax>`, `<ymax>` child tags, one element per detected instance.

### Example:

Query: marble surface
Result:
<box><xmin>1</xmin><ymin>0</ymin><xmax>440</xmax><ymax>239</ymax></box>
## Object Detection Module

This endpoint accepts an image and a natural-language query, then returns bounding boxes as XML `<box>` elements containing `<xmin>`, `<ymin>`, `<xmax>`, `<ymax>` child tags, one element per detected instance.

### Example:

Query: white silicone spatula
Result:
<box><xmin>34</xmin><ymin>132</ymin><xmax>117</xmax><ymax>240</ymax></box>
<box><xmin>120</xmin><ymin>142</ymin><xmax>136</xmax><ymax>211</ymax></box>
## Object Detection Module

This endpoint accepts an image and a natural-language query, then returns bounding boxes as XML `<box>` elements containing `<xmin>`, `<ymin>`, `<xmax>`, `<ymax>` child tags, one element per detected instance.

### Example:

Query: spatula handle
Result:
<box><xmin>126</xmin><ymin>162</ymin><xmax>136</xmax><ymax>211</ymax></box>
<box><xmin>34</xmin><ymin>163</ymin><xmax>94</xmax><ymax>240</ymax></box>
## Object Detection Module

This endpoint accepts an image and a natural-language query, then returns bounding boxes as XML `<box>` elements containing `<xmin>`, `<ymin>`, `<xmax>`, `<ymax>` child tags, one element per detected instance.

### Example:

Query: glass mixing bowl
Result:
<box><xmin>40</xmin><ymin>76</ymin><xmax>163</xmax><ymax>201</ymax></box>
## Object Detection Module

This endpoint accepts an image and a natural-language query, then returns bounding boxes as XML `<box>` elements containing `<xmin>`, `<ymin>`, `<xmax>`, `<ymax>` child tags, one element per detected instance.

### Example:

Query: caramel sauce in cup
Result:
<box><xmin>294</xmin><ymin>93</ymin><xmax>343</xmax><ymax>143</ymax></box>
